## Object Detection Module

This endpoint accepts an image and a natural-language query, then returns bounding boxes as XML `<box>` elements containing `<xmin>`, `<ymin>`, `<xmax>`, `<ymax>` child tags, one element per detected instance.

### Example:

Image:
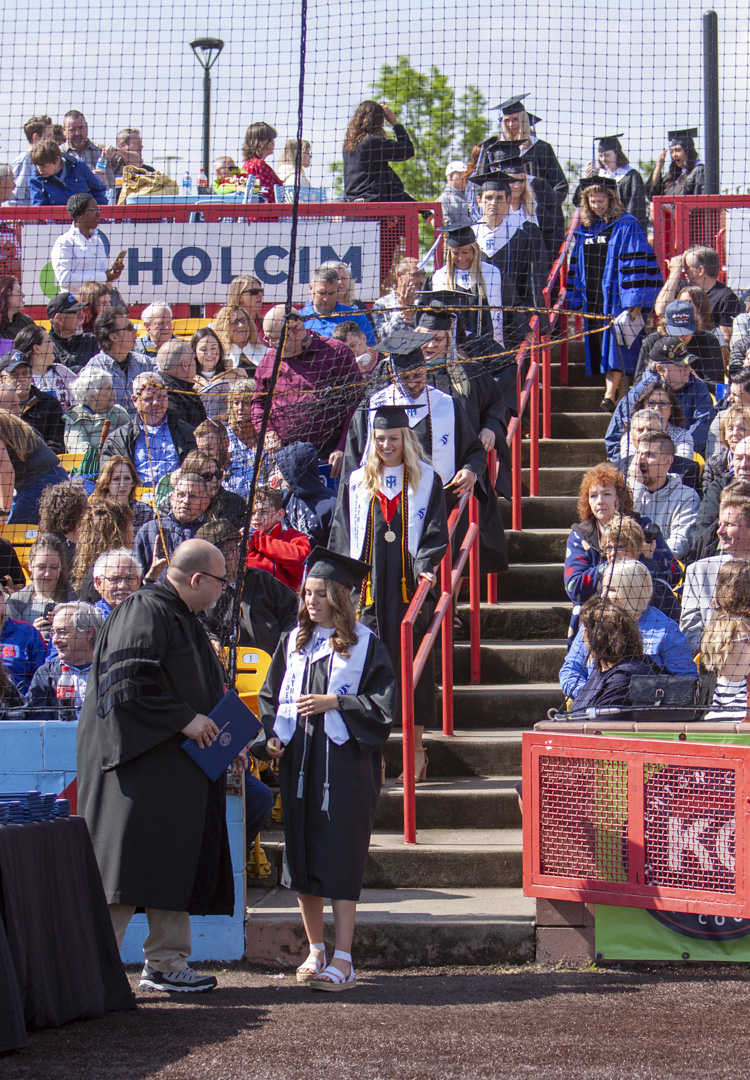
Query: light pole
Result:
<box><xmin>189</xmin><ymin>37</ymin><xmax>224</xmax><ymax>181</ymax></box>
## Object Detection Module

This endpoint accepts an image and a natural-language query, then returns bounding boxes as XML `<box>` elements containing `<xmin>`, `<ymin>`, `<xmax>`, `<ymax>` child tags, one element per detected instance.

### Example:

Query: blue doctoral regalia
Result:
<box><xmin>568</xmin><ymin>212</ymin><xmax>663</xmax><ymax>376</ymax></box>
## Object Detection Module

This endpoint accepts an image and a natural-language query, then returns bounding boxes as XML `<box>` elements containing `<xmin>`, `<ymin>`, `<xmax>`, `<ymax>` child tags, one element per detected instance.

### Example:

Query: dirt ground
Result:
<box><xmin>3</xmin><ymin>962</ymin><xmax>750</xmax><ymax>1080</ymax></box>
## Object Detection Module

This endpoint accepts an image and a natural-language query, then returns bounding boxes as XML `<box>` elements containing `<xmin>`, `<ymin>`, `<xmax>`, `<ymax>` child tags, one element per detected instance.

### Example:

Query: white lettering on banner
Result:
<box><xmin>21</xmin><ymin>220</ymin><xmax>381</xmax><ymax>306</ymax></box>
<box><xmin>723</xmin><ymin>210</ymin><xmax>750</xmax><ymax>292</ymax></box>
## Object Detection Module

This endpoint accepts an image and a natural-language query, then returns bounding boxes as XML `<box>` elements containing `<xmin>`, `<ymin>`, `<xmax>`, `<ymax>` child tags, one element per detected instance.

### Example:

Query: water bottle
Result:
<box><xmin>56</xmin><ymin>664</ymin><xmax>76</xmax><ymax>721</ymax></box>
<box><xmin>197</xmin><ymin>168</ymin><xmax>209</xmax><ymax>195</ymax></box>
<box><xmin>95</xmin><ymin>150</ymin><xmax>108</xmax><ymax>173</ymax></box>
<box><xmin>182</xmin><ymin>170</ymin><xmax>192</xmax><ymax>196</ymax></box>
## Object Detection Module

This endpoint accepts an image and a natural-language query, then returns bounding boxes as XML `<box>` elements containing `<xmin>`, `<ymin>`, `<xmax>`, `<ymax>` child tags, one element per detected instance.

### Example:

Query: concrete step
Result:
<box><xmin>506</xmin><ymin>528</ymin><xmax>569</xmax><ymax>562</ymax></box>
<box><xmin>550</xmin><ymin>412</ymin><xmax>611</xmax><ymax>439</ymax></box>
<box><xmin>550</xmin><ymin>385</ymin><xmax>608</xmax><ymax>410</ymax></box>
<box><xmin>500</xmin><ymin>496</ymin><xmax>578</xmax><ymax>529</ymax></box>
<box><xmin>551</xmin><ymin>338</ymin><xmax>587</xmax><ymax>365</ymax></box>
<box><xmin>454</xmin><ymin>640</ymin><xmax>566</xmax><ymax>684</ymax></box>
<box><xmin>246</xmin><ymin>886</ymin><xmax>536</xmax><ymax>968</ymax></box>
<box><xmin>521</xmin><ymin>466</ymin><xmax>592</xmax><ymax>497</ymax></box>
<box><xmin>451</xmin><ymin>684</ymin><xmax>562</xmax><ymax>728</ymax></box>
<box><xmin>550</xmin><ymin>363</ymin><xmax>589</xmax><ymax>387</ymax></box>
<box><xmin>375</xmin><ymin>776</ymin><xmax>522</xmax><ymax>830</ymax></box>
<box><xmin>521</xmin><ymin>439</ymin><xmax>606</xmax><ymax>467</ymax></box>
<box><xmin>385</xmin><ymin>729</ymin><xmax>523</xmax><ymax>777</ymax></box>
<box><xmin>457</xmin><ymin>601</ymin><xmax>572</xmax><ymax>640</ymax></box>
<box><xmin>492</xmin><ymin>562</ymin><xmax>566</xmax><ymax>602</ymax></box>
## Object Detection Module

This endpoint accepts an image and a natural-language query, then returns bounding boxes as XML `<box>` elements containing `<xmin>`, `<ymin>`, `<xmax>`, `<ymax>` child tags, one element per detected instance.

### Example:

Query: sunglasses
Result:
<box><xmin>242</xmin><ymin>288</ymin><xmax>264</xmax><ymax>296</ymax></box>
<box><xmin>200</xmin><ymin>470</ymin><xmax>222</xmax><ymax>481</ymax></box>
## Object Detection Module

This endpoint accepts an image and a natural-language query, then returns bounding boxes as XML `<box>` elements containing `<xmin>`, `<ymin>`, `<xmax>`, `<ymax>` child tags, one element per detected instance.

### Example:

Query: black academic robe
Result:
<box><xmin>76</xmin><ymin>581</ymin><xmax>234</xmax><ymax>915</ymax></box>
<box><xmin>329</xmin><ymin>469</ymin><xmax>449</xmax><ymax>728</ymax></box>
<box><xmin>530</xmin><ymin>176</ymin><xmax>566</xmax><ymax>256</ymax></box>
<box><xmin>520</xmin><ymin>139</ymin><xmax>569</xmax><ymax>205</ymax></box>
<box><xmin>646</xmin><ymin>164</ymin><xmax>705</xmax><ymax>200</ymax></box>
<box><xmin>481</xmin><ymin>227</ymin><xmax>550</xmax><ymax>338</ymax></box>
<box><xmin>254</xmin><ymin>630</ymin><xmax>396</xmax><ymax>900</ymax></box>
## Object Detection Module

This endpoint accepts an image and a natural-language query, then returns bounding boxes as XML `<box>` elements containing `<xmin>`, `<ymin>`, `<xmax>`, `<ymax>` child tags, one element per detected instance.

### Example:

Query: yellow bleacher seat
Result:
<box><xmin>134</xmin><ymin>486</ymin><xmax>155</xmax><ymax>504</ymax></box>
<box><xmin>0</xmin><ymin>524</ymin><xmax>39</xmax><ymax>573</ymax></box>
<box><xmin>173</xmin><ymin>317</ymin><xmax>211</xmax><ymax>339</ymax></box>
<box><xmin>235</xmin><ymin>648</ymin><xmax>272</xmax><ymax>717</ymax></box>
<box><xmin>58</xmin><ymin>452</ymin><xmax>85</xmax><ymax>473</ymax></box>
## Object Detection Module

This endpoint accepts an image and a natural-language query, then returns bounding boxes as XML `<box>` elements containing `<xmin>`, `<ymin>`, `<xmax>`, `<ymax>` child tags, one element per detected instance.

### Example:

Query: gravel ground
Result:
<box><xmin>3</xmin><ymin>962</ymin><xmax>750</xmax><ymax>1080</ymax></box>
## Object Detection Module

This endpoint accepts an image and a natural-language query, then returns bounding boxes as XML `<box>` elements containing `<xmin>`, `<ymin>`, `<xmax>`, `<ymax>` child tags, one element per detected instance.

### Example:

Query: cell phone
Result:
<box><xmin>43</xmin><ymin>602</ymin><xmax>55</xmax><ymax>618</ymax></box>
<box><xmin>115</xmin><ymin>250</ymin><xmax>127</xmax><ymax>263</ymax></box>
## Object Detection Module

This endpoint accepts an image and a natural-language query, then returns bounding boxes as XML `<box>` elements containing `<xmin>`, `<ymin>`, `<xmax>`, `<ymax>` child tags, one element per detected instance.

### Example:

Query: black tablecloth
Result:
<box><xmin>0</xmin><ymin>817</ymin><xmax>135</xmax><ymax>1052</ymax></box>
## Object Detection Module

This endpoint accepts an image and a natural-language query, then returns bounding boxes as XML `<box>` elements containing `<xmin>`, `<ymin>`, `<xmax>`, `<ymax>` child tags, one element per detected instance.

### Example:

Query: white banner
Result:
<box><xmin>20</xmin><ymin>220</ymin><xmax>381</xmax><ymax>306</ymax></box>
<box><xmin>723</xmin><ymin>210</ymin><xmax>750</xmax><ymax>293</ymax></box>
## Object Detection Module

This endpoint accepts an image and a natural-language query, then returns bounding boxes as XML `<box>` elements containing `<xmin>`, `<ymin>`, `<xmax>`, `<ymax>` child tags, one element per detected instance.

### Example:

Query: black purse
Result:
<box><xmin>628</xmin><ymin>675</ymin><xmax>701</xmax><ymax>722</ymax></box>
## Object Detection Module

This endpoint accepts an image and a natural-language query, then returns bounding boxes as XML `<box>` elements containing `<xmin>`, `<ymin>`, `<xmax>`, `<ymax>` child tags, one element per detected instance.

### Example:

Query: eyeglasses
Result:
<box><xmin>113</xmin><ymin>322</ymin><xmax>136</xmax><ymax>335</ymax></box>
<box><xmin>198</xmin><ymin>570</ymin><xmax>228</xmax><ymax>587</ymax></box>
<box><xmin>104</xmin><ymin>574</ymin><xmax>140</xmax><ymax>585</ymax></box>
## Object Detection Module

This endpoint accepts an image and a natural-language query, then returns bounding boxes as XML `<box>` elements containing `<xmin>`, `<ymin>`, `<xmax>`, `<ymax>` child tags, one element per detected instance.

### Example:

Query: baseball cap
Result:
<box><xmin>445</xmin><ymin>160</ymin><xmax>466</xmax><ymax>177</ymax></box>
<box><xmin>648</xmin><ymin>336</ymin><xmax>693</xmax><ymax>366</ymax></box>
<box><xmin>0</xmin><ymin>350</ymin><xmax>31</xmax><ymax>374</ymax></box>
<box><xmin>665</xmin><ymin>300</ymin><xmax>696</xmax><ymax>337</ymax></box>
<box><xmin>46</xmin><ymin>292</ymin><xmax>85</xmax><ymax>319</ymax></box>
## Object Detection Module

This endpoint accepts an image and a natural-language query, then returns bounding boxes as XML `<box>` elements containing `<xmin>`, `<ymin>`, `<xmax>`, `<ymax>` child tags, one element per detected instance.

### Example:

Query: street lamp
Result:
<box><xmin>190</xmin><ymin>37</ymin><xmax>225</xmax><ymax>181</ymax></box>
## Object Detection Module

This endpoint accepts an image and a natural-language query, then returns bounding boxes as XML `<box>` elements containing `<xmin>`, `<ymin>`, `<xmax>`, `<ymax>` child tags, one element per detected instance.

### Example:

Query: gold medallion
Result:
<box><xmin>384</xmin><ymin>529</ymin><xmax>396</xmax><ymax>543</ymax></box>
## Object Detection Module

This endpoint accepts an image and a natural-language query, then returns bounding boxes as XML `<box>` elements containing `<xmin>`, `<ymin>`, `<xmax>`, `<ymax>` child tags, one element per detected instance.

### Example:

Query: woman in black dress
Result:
<box><xmin>256</xmin><ymin>548</ymin><xmax>396</xmax><ymax>991</ymax></box>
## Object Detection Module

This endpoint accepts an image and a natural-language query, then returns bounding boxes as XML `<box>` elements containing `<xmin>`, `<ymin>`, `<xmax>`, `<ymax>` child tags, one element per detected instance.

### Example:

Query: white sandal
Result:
<box><xmin>296</xmin><ymin>943</ymin><xmax>326</xmax><ymax>983</ymax></box>
<box><xmin>311</xmin><ymin>949</ymin><xmax>356</xmax><ymax>992</ymax></box>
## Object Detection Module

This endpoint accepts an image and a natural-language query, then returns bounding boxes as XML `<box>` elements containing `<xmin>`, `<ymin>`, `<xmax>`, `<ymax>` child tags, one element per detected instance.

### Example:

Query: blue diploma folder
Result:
<box><xmin>181</xmin><ymin>689</ymin><xmax>262</xmax><ymax>781</ymax></box>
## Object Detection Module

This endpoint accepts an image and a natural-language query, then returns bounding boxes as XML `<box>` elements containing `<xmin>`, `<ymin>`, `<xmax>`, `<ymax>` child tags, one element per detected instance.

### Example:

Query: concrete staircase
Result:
<box><xmin>247</xmin><ymin>342</ymin><xmax>609</xmax><ymax>968</ymax></box>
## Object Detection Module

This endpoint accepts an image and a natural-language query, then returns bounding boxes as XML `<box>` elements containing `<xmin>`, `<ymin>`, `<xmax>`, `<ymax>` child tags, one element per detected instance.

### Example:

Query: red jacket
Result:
<box><xmin>246</xmin><ymin>522</ymin><xmax>310</xmax><ymax>591</ymax></box>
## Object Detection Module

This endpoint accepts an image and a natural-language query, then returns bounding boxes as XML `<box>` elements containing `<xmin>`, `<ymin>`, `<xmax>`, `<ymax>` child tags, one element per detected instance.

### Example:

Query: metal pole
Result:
<box><xmin>703</xmin><ymin>9</ymin><xmax>720</xmax><ymax>194</ymax></box>
<box><xmin>203</xmin><ymin>67</ymin><xmax>211</xmax><ymax>181</ymax></box>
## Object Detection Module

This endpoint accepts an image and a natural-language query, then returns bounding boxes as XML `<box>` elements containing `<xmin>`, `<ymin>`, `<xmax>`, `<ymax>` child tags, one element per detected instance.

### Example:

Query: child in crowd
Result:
<box><xmin>213</xmin><ymin>156</ymin><xmax>244</xmax><ymax>194</ymax></box>
<box><xmin>332</xmin><ymin>321</ymin><xmax>378</xmax><ymax>374</ymax></box>
<box><xmin>247</xmin><ymin>485</ymin><xmax>310</xmax><ymax>591</ymax></box>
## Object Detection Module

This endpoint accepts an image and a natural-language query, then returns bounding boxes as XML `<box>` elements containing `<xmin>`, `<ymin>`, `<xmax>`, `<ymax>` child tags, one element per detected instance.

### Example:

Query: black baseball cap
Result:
<box><xmin>0</xmin><ymin>350</ymin><xmax>31</xmax><ymax>373</ymax></box>
<box><xmin>46</xmin><ymin>292</ymin><xmax>85</xmax><ymax>319</ymax></box>
<box><xmin>648</xmin><ymin>336</ymin><xmax>694</xmax><ymax>366</ymax></box>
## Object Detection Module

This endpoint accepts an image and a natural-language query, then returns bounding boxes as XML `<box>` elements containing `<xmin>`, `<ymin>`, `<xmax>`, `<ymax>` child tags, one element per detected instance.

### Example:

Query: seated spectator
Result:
<box><xmin>0</xmin><ymin>662</ymin><xmax>25</xmax><ymax>713</ymax></box>
<box><xmin>680</xmin><ymin>487</ymin><xmax>750</xmax><ymax>652</ymax></box>
<box><xmin>0</xmin><ymin>531</ymin><xmax>24</xmax><ymax>590</ymax></box>
<box><xmin>192</xmin><ymin>327</ymin><xmax>243</xmax><ymax>422</ymax></box>
<box><xmin>705</xmin><ymin>370</ymin><xmax>750</xmax><ymax>461</ymax></box>
<box><xmin>565</xmin><ymin>595</ymin><xmax>657</xmax><ymax>721</ymax></box>
<box><xmin>46</xmin><ymin>291</ymin><xmax>98</xmax><ymax>373</ymax></box>
<box><xmin>564</xmin><ymin>463</ymin><xmax>680</xmax><ymax>641</ymax></box>
<box><xmin>600</xmin><ymin>513</ymin><xmax>680</xmax><ymax>621</ymax></box>
<box><xmin>194</xmin><ymin>417</ymin><xmax>231</xmax><ymax>478</ymax></box>
<box><xmin>372</xmin><ymin>257</ymin><xmax>426</xmax><ymax>339</ymax></box>
<box><xmin>25</xmin><ymin>602</ymin><xmax>103</xmax><ymax>718</ymax></box>
<box><xmin>655</xmin><ymin>245</ymin><xmax>741</xmax><ymax>348</ymax></box>
<box><xmin>619</xmin><ymin>381</ymin><xmax>694</xmax><ymax>461</ymax></box>
<box><xmin>92</xmin><ymin>454</ymin><xmax>154</xmax><ymax>533</ymax></box>
<box><xmin>212</xmin><ymin>155</ymin><xmax>241</xmax><ymax>194</ymax></box>
<box><xmin>64</xmin><ymin>367</ymin><xmax>129</xmax><ymax>453</ymax></box>
<box><xmin>109</xmin><ymin>127</ymin><xmax>153</xmax><ymax>179</ymax></box>
<box><xmin>226</xmin><ymin>274</ymin><xmax>266</xmax><ymax>339</ymax></box>
<box><xmin>8</xmin><ymin>115</ymin><xmax>54</xmax><ymax>207</ymax></box>
<box><xmin>156</xmin><ymin>339</ymin><xmax>206</xmax><ymax>428</ymax></box>
<box><xmin>702</xmin><ymin>404</ymin><xmax>750</xmax><ymax>494</ymax></box>
<box><xmin>327</xmin><ymin>261</ymin><xmax>376</xmax><ymax>330</ymax></box>
<box><xmin>605</xmin><ymin>337</ymin><xmax>715</xmax><ymax>458</ymax></box>
<box><xmin>38</xmin><ymin>480</ymin><xmax>88</xmax><ymax>567</ymax></box>
<box><xmin>160</xmin><ymin>450</ymin><xmax>246</xmax><ymax>529</ymax></box>
<box><xmin>689</xmin><ymin>444</ymin><xmax>750</xmax><ymax>563</ymax></box>
<box><xmin>0</xmin><ymin>583</ymin><xmax>46</xmax><ymax>694</ymax></box>
<box><xmin>701</xmin><ymin>610</ymin><xmax>750</xmax><ymax>720</ymax></box>
<box><xmin>194</xmin><ymin>518</ymin><xmax>244</xmax><ymax>644</ymax></box>
<box><xmin>561</xmin><ymin>559</ymin><xmax>695</xmax><ymax>701</ymax></box>
<box><xmin>77</xmin><ymin>281</ymin><xmax>113</xmax><ymax>333</ymax></box>
<box><xmin>273</xmin><ymin>441</ymin><xmax>337</xmax><ymax>548</ymax></box>
<box><xmin>245</xmin><ymin>486</ymin><xmax>310</xmax><ymax>592</ymax></box>
<box><xmin>223</xmin><ymin>382</ymin><xmax>266</xmax><ymax>498</ymax></box>
<box><xmin>0</xmin><ymin>412</ymin><xmax>67</xmax><ymax>524</ymax></box>
<box><xmin>0</xmin><ymin>350</ymin><xmax>64</xmax><ymax>452</ymax></box>
<box><xmin>135</xmin><ymin>303</ymin><xmax>175</xmax><ymax>358</ymax></box>
<box><xmin>213</xmin><ymin>304</ymin><xmax>265</xmax><ymax>375</ymax></box>
<box><xmin>91</xmin><ymin>548</ymin><xmax>144</xmax><ymax>618</ymax></box>
<box><xmin>50</xmin><ymin>194</ymin><xmax>124</xmax><ymax>290</ymax></box>
<box><xmin>100</xmin><ymin>370</ymin><xmax>196</xmax><ymax>487</ymax></box>
<box><xmin>630</xmin><ymin>431</ymin><xmax>699</xmax><ymax>559</ymax></box>
<box><xmin>300</xmin><ymin>265</ymin><xmax>376</xmax><ymax>345</ymax></box>
<box><xmin>134</xmin><ymin>470</ymin><xmax>211</xmax><ymax>569</ymax></box>
<box><xmin>0</xmin><ymin>169</ymin><xmax>21</xmax><ymax>277</ymax></box>
<box><xmin>438</xmin><ymin>160</ymin><xmax>471</xmax><ymax>227</ymax></box>
<box><xmin>255</xmin><ymin>306</ymin><xmax>361</xmax><ymax>472</ymax></box>
<box><xmin>277</xmin><ymin>139</ymin><xmax>312</xmax><ymax>187</ymax></box>
<box><xmin>0</xmin><ymin>275</ymin><xmax>34</xmax><ymax>355</ymax></box>
<box><xmin>7</xmin><ymin>534</ymin><xmax>77</xmax><ymax>639</ymax></box>
<box><xmin>15</xmin><ymin>324</ymin><xmax>76</xmax><ymax>414</ymax></box>
<box><xmin>29</xmin><ymin>140</ymin><xmax>108</xmax><ymax>207</ymax></box>
<box><xmin>240</xmin><ymin>121</ymin><xmax>283</xmax><ymax>202</ymax></box>
<box><xmin>634</xmin><ymin>297</ymin><xmax>724</xmax><ymax>388</ymax></box>
<box><xmin>71</xmin><ymin>497</ymin><xmax>134</xmax><ymax>600</ymax></box>
<box><xmin>82</xmin><ymin>306</ymin><xmax>156</xmax><ymax>416</ymax></box>
<box><xmin>331</xmin><ymin>321</ymin><xmax>378</xmax><ymax>375</ymax></box>
<box><xmin>61</xmin><ymin>110</ymin><xmax>116</xmax><ymax>190</ymax></box>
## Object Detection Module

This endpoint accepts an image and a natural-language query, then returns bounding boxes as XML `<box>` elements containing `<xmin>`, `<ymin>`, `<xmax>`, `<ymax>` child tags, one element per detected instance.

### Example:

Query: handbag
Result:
<box><xmin>628</xmin><ymin>675</ymin><xmax>701</xmax><ymax>722</ymax></box>
<box><xmin>118</xmin><ymin>166</ymin><xmax>179</xmax><ymax>204</ymax></box>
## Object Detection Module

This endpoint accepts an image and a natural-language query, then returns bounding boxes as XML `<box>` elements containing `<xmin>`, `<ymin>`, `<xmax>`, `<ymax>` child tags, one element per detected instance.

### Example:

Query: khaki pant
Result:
<box><xmin>109</xmin><ymin>905</ymin><xmax>192</xmax><ymax>972</ymax></box>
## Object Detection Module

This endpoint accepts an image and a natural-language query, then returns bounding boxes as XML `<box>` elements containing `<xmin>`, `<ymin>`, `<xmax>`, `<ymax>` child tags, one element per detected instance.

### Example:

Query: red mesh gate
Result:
<box><xmin>522</xmin><ymin>732</ymin><xmax>750</xmax><ymax>916</ymax></box>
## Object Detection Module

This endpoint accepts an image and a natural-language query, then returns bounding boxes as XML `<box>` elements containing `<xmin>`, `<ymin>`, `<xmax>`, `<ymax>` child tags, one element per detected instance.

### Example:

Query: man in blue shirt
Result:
<box><xmin>134</xmin><ymin>471</ymin><xmax>211</xmax><ymax>570</ymax></box>
<box><xmin>0</xmin><ymin>586</ymin><xmax>46</xmax><ymax>694</ymax></box>
<box><xmin>299</xmin><ymin>265</ymin><xmax>376</xmax><ymax>345</ymax></box>
<box><xmin>28</xmin><ymin>139</ymin><xmax>108</xmax><ymax>206</ymax></box>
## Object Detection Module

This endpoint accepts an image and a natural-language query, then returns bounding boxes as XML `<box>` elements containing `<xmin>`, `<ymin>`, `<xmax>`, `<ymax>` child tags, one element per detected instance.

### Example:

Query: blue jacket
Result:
<box><xmin>29</xmin><ymin>154</ymin><xmax>108</xmax><ymax>207</ymax></box>
<box><xmin>604</xmin><ymin>371</ymin><xmax>715</xmax><ymax>458</ymax></box>
<box><xmin>0</xmin><ymin>618</ymin><xmax>47</xmax><ymax>694</ymax></box>
<box><xmin>560</xmin><ymin>605</ymin><xmax>697</xmax><ymax>700</ymax></box>
<box><xmin>299</xmin><ymin>302</ymin><xmax>376</xmax><ymax>346</ymax></box>
<box><xmin>274</xmin><ymin>441</ymin><xmax>337</xmax><ymax>548</ymax></box>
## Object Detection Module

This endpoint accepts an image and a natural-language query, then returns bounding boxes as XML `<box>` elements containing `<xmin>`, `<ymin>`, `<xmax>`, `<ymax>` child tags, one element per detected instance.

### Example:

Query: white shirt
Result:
<box><xmin>227</xmin><ymin>341</ymin><xmax>266</xmax><ymax>372</ymax></box>
<box><xmin>472</xmin><ymin>219</ymin><xmax>522</xmax><ymax>259</ymax></box>
<box><xmin>432</xmin><ymin>264</ymin><xmax>505</xmax><ymax>347</ymax></box>
<box><xmin>50</xmin><ymin>225</ymin><xmax>109</xmax><ymax>289</ymax></box>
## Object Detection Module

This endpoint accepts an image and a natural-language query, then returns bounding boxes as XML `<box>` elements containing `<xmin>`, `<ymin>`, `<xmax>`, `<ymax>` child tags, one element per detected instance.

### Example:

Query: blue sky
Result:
<box><xmin>2</xmin><ymin>0</ymin><xmax>748</xmax><ymax>191</ymax></box>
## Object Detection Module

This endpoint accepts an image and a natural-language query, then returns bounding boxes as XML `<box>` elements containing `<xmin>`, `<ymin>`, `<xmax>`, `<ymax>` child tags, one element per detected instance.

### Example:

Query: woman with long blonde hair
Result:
<box><xmin>496</xmin><ymin>94</ymin><xmax>568</xmax><ymax>205</ymax></box>
<box><xmin>226</xmin><ymin>274</ymin><xmax>265</xmax><ymax>336</ymax></box>
<box><xmin>0</xmin><ymin>411</ymin><xmax>67</xmax><ymax>524</ymax></box>
<box><xmin>212</xmin><ymin>303</ymin><xmax>265</xmax><ymax>375</ymax></box>
<box><xmin>329</xmin><ymin>404</ymin><xmax>448</xmax><ymax>782</ymax></box>
<box><xmin>256</xmin><ymin>547</ymin><xmax>396</xmax><ymax>991</ymax></box>
<box><xmin>431</xmin><ymin>226</ymin><xmax>504</xmax><ymax>345</ymax></box>
<box><xmin>701</xmin><ymin>612</ymin><xmax>750</xmax><ymax>720</ymax></box>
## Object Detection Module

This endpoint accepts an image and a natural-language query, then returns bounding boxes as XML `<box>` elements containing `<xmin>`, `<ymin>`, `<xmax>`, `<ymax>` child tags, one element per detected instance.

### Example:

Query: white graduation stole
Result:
<box><xmin>366</xmin><ymin>384</ymin><xmax>455</xmax><ymax>482</ymax></box>
<box><xmin>347</xmin><ymin>463</ymin><xmax>434</xmax><ymax>562</ymax></box>
<box><xmin>273</xmin><ymin>623</ymin><xmax>372</xmax><ymax>746</ymax></box>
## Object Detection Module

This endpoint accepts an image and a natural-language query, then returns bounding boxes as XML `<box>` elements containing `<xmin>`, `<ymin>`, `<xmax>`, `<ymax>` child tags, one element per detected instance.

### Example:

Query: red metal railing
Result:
<box><xmin>651</xmin><ymin>193</ymin><xmax>750</xmax><ymax>278</ymax></box>
<box><xmin>400</xmin><ymin>492</ymin><xmax>480</xmax><ymax>844</ymax></box>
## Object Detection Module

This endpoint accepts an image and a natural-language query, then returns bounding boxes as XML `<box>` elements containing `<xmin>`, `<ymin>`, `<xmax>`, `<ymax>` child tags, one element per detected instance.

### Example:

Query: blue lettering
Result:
<box><xmin>320</xmin><ymin>245</ymin><xmax>362</xmax><ymax>281</ymax></box>
<box><xmin>221</xmin><ymin>247</ymin><xmax>238</xmax><ymax>284</ymax></box>
<box><xmin>298</xmin><ymin>246</ymin><xmax>310</xmax><ymax>284</ymax></box>
<box><xmin>128</xmin><ymin>248</ymin><xmax>163</xmax><ymax>286</ymax></box>
<box><xmin>255</xmin><ymin>246</ymin><xmax>289</xmax><ymax>285</ymax></box>
<box><xmin>172</xmin><ymin>247</ymin><xmax>212</xmax><ymax>286</ymax></box>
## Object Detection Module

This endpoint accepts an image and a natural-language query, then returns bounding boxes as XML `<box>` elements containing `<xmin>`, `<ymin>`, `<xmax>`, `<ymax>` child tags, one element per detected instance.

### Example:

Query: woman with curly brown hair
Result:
<box><xmin>38</xmin><ymin>479</ymin><xmax>89</xmax><ymax>566</ymax></box>
<box><xmin>568</xmin><ymin>177</ymin><xmax>663</xmax><ymax>409</ymax></box>
<box><xmin>70</xmin><ymin>496</ymin><xmax>134</xmax><ymax>598</ymax></box>
<box><xmin>0</xmin><ymin>275</ymin><xmax>34</xmax><ymax>352</ymax></box>
<box><xmin>240</xmin><ymin>121</ymin><xmax>283</xmax><ymax>203</ymax></box>
<box><xmin>255</xmin><ymin>547</ymin><xmax>396</xmax><ymax>992</ymax></box>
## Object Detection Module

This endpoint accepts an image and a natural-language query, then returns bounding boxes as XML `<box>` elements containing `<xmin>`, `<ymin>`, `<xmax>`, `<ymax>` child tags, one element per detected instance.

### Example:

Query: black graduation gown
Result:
<box><xmin>530</xmin><ymin>176</ymin><xmax>566</xmax><ymax>257</ymax></box>
<box><xmin>329</xmin><ymin>470</ymin><xmax>449</xmax><ymax>728</ymax></box>
<box><xmin>481</xmin><ymin>227</ymin><xmax>550</xmax><ymax>338</ymax></box>
<box><xmin>254</xmin><ymin>630</ymin><xmax>396</xmax><ymax>900</ymax></box>
<box><xmin>646</xmin><ymin>164</ymin><xmax>705</xmax><ymax>200</ymax></box>
<box><xmin>76</xmin><ymin>581</ymin><xmax>234</xmax><ymax>916</ymax></box>
<box><xmin>520</xmin><ymin>139</ymin><xmax>569</xmax><ymax>205</ymax></box>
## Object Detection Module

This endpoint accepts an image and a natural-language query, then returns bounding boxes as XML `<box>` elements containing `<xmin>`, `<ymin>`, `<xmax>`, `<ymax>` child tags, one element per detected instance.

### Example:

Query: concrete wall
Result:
<box><xmin>0</xmin><ymin>720</ymin><xmax>247</xmax><ymax>963</ymax></box>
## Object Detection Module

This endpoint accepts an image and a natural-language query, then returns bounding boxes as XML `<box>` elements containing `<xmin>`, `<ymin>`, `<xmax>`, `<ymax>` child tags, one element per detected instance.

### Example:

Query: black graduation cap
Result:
<box><xmin>417</xmin><ymin>288</ymin><xmax>470</xmax><ymax>311</ymax></box>
<box><xmin>596</xmin><ymin>133</ymin><xmax>624</xmax><ymax>153</ymax></box>
<box><xmin>668</xmin><ymin>127</ymin><xmax>698</xmax><ymax>147</ymax></box>
<box><xmin>439</xmin><ymin>224</ymin><xmax>477</xmax><ymax>248</ymax></box>
<box><xmin>493</xmin><ymin>94</ymin><xmax>541</xmax><ymax>126</ymax></box>
<box><xmin>470</xmin><ymin>169</ymin><xmax>513</xmax><ymax>193</ymax></box>
<box><xmin>376</xmin><ymin>326</ymin><xmax>435</xmax><ymax>370</ymax></box>
<box><xmin>579</xmin><ymin>175</ymin><xmax>618</xmax><ymax>192</ymax></box>
<box><xmin>306</xmin><ymin>546</ymin><xmax>371</xmax><ymax>591</ymax></box>
<box><xmin>371</xmin><ymin>404</ymin><xmax>411</xmax><ymax>430</ymax></box>
<box><xmin>415</xmin><ymin>300</ymin><xmax>453</xmax><ymax>332</ymax></box>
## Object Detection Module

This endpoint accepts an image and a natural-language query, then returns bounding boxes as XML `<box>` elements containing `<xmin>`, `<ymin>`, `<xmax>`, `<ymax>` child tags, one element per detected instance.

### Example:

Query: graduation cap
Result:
<box><xmin>596</xmin><ymin>133</ymin><xmax>624</xmax><ymax>153</ymax></box>
<box><xmin>415</xmin><ymin>300</ymin><xmax>453</xmax><ymax>332</ymax></box>
<box><xmin>376</xmin><ymin>326</ymin><xmax>435</xmax><ymax>369</ymax></box>
<box><xmin>668</xmin><ymin>127</ymin><xmax>698</xmax><ymax>147</ymax></box>
<box><xmin>438</xmin><ymin>224</ymin><xmax>477</xmax><ymax>249</ymax></box>
<box><xmin>417</xmin><ymin>288</ymin><xmax>470</xmax><ymax>311</ymax></box>
<box><xmin>306</xmin><ymin>546</ymin><xmax>371</xmax><ymax>590</ymax></box>
<box><xmin>493</xmin><ymin>94</ymin><xmax>541</xmax><ymax>126</ymax></box>
<box><xmin>371</xmin><ymin>403</ymin><xmax>412</xmax><ymax>430</ymax></box>
<box><xmin>579</xmin><ymin>175</ymin><xmax>618</xmax><ymax>192</ymax></box>
<box><xmin>470</xmin><ymin>169</ymin><xmax>513</xmax><ymax>194</ymax></box>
